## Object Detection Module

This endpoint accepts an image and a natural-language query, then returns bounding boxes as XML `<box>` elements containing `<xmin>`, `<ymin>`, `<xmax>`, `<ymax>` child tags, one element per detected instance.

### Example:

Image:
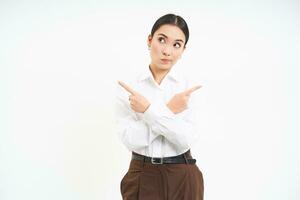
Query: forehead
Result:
<box><xmin>154</xmin><ymin>24</ymin><xmax>185</xmax><ymax>42</ymax></box>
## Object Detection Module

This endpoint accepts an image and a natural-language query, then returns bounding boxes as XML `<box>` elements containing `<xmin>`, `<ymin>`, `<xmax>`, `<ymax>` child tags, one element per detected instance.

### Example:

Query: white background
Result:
<box><xmin>0</xmin><ymin>0</ymin><xmax>299</xmax><ymax>199</ymax></box>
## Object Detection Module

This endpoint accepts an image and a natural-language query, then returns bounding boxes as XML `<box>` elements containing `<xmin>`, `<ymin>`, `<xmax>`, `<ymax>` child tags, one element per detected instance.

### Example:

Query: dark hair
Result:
<box><xmin>150</xmin><ymin>13</ymin><xmax>189</xmax><ymax>47</ymax></box>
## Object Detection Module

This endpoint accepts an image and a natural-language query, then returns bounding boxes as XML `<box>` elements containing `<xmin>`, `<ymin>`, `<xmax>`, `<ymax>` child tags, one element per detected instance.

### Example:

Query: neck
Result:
<box><xmin>149</xmin><ymin>64</ymin><xmax>170</xmax><ymax>85</ymax></box>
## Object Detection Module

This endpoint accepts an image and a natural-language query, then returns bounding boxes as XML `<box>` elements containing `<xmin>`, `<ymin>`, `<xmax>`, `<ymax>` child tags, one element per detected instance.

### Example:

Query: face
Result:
<box><xmin>147</xmin><ymin>24</ymin><xmax>186</xmax><ymax>72</ymax></box>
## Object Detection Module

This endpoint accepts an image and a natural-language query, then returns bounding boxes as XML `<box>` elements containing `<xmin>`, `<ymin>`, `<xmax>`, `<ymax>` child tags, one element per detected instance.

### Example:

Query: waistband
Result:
<box><xmin>131</xmin><ymin>150</ymin><xmax>196</xmax><ymax>165</ymax></box>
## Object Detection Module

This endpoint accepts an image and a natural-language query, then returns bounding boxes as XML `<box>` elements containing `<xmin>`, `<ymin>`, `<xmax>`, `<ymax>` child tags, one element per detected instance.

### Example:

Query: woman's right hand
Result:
<box><xmin>167</xmin><ymin>85</ymin><xmax>202</xmax><ymax>114</ymax></box>
<box><xmin>118</xmin><ymin>80</ymin><xmax>151</xmax><ymax>113</ymax></box>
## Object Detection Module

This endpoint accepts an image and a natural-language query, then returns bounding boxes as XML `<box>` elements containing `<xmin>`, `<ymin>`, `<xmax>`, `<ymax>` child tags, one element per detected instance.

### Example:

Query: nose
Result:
<box><xmin>162</xmin><ymin>46</ymin><xmax>171</xmax><ymax>56</ymax></box>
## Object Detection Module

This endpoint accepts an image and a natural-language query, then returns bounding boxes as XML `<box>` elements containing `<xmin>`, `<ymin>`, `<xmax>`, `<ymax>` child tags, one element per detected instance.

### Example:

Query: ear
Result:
<box><xmin>147</xmin><ymin>34</ymin><xmax>152</xmax><ymax>47</ymax></box>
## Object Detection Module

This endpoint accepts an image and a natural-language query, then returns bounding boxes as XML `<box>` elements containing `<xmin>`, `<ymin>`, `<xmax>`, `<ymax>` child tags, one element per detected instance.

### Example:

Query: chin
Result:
<box><xmin>158</xmin><ymin>65</ymin><xmax>172</xmax><ymax>71</ymax></box>
<box><xmin>160</xmin><ymin>62</ymin><xmax>174</xmax><ymax>69</ymax></box>
<box><xmin>151</xmin><ymin>61</ymin><xmax>173</xmax><ymax>71</ymax></box>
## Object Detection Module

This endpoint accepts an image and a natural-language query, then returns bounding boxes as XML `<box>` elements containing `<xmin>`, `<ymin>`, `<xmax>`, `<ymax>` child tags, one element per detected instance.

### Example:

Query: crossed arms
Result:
<box><xmin>115</xmin><ymin>80</ymin><xmax>201</xmax><ymax>152</ymax></box>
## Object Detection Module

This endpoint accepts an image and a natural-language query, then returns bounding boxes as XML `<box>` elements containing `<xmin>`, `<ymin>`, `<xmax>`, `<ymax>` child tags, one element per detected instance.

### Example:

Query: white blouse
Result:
<box><xmin>114</xmin><ymin>65</ymin><xmax>200</xmax><ymax>157</ymax></box>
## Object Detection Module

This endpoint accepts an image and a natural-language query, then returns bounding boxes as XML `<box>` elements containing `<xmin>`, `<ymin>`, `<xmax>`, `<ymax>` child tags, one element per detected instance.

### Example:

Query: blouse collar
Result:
<box><xmin>138</xmin><ymin>65</ymin><xmax>181</xmax><ymax>83</ymax></box>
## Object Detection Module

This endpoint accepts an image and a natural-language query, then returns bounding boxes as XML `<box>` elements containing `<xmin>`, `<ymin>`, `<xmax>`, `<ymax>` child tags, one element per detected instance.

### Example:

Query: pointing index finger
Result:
<box><xmin>118</xmin><ymin>80</ymin><xmax>136</xmax><ymax>95</ymax></box>
<box><xmin>184</xmin><ymin>85</ymin><xmax>202</xmax><ymax>95</ymax></box>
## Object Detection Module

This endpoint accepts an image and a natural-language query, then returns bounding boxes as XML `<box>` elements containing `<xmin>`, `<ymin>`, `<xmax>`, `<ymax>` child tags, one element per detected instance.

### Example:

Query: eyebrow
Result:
<box><xmin>157</xmin><ymin>33</ymin><xmax>184</xmax><ymax>43</ymax></box>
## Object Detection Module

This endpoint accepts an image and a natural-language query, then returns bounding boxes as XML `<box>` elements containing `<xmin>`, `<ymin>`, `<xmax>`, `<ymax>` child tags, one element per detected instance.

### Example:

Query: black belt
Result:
<box><xmin>131</xmin><ymin>150</ymin><xmax>196</xmax><ymax>165</ymax></box>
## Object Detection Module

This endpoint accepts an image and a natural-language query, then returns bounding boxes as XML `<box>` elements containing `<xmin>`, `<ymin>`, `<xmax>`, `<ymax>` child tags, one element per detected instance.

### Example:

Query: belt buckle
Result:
<box><xmin>151</xmin><ymin>157</ymin><xmax>164</xmax><ymax>164</ymax></box>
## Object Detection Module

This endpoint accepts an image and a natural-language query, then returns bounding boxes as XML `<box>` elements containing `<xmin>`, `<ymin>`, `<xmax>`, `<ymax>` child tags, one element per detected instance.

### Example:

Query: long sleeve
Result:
<box><xmin>139</xmin><ymin>90</ymin><xmax>200</xmax><ymax>152</ymax></box>
<box><xmin>114</xmin><ymin>83</ymin><xmax>160</xmax><ymax>152</ymax></box>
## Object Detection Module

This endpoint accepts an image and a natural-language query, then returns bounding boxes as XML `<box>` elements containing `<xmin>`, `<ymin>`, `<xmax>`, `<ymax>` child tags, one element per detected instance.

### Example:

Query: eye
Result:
<box><xmin>174</xmin><ymin>43</ymin><xmax>181</xmax><ymax>48</ymax></box>
<box><xmin>158</xmin><ymin>37</ymin><xmax>166</xmax><ymax>43</ymax></box>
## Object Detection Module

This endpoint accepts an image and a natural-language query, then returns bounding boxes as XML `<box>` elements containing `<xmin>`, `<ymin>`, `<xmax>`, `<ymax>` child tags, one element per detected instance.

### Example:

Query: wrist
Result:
<box><xmin>166</xmin><ymin>103</ymin><xmax>175</xmax><ymax>114</ymax></box>
<box><xmin>143</xmin><ymin>103</ymin><xmax>151</xmax><ymax>113</ymax></box>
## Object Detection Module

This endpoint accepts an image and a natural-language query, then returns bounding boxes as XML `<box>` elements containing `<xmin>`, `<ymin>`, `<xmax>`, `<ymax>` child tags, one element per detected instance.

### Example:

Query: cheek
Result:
<box><xmin>174</xmin><ymin>50</ymin><xmax>183</xmax><ymax>60</ymax></box>
<box><xmin>173</xmin><ymin>52</ymin><xmax>182</xmax><ymax>60</ymax></box>
<box><xmin>150</xmin><ymin>44</ymin><xmax>161</xmax><ymax>57</ymax></box>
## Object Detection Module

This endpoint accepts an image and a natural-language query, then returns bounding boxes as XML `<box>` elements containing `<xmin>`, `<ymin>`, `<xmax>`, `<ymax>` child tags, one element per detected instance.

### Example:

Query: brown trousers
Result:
<box><xmin>120</xmin><ymin>152</ymin><xmax>204</xmax><ymax>200</ymax></box>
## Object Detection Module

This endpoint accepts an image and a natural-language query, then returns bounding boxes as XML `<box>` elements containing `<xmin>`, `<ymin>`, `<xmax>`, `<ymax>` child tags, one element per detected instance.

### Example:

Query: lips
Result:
<box><xmin>161</xmin><ymin>59</ymin><xmax>171</xmax><ymax>63</ymax></box>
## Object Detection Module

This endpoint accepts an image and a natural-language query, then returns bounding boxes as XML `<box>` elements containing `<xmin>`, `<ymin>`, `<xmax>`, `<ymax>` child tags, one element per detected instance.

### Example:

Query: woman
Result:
<box><xmin>115</xmin><ymin>13</ymin><xmax>204</xmax><ymax>200</ymax></box>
